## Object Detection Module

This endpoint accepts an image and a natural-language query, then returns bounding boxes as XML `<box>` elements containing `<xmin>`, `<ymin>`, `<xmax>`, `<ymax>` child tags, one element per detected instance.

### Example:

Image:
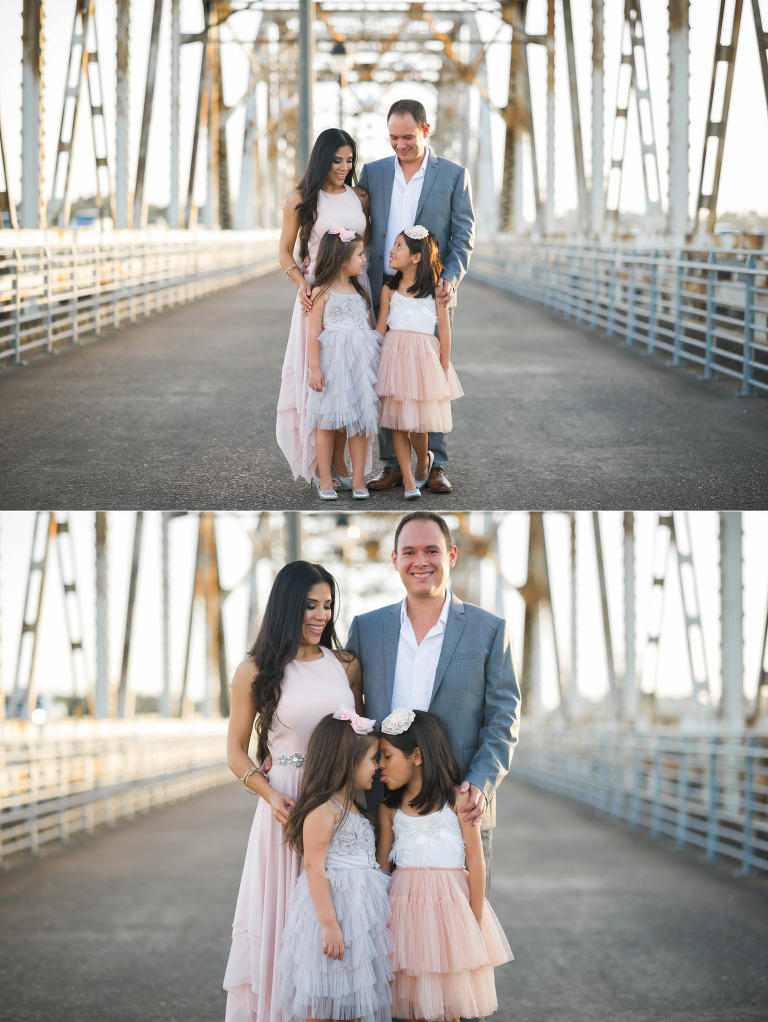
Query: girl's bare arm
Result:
<box><xmin>455</xmin><ymin>788</ymin><xmax>486</xmax><ymax>924</ymax></box>
<box><xmin>376</xmin><ymin>802</ymin><xmax>395</xmax><ymax>872</ymax></box>
<box><xmin>374</xmin><ymin>286</ymin><xmax>392</xmax><ymax>336</ymax></box>
<box><xmin>307</xmin><ymin>289</ymin><xmax>328</xmax><ymax>391</ymax></box>
<box><xmin>436</xmin><ymin>298</ymin><xmax>452</xmax><ymax>372</ymax></box>
<box><xmin>304</xmin><ymin>803</ymin><xmax>346</xmax><ymax>960</ymax></box>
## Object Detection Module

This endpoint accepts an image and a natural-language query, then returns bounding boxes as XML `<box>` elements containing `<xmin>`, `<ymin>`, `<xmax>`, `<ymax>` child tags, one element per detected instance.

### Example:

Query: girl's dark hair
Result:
<box><xmin>247</xmin><ymin>561</ymin><xmax>349</xmax><ymax>765</ymax></box>
<box><xmin>382</xmin><ymin>710</ymin><xmax>460</xmax><ymax>815</ymax></box>
<box><xmin>313</xmin><ymin>231</ymin><xmax>371</xmax><ymax>310</ymax></box>
<box><xmin>295</xmin><ymin>128</ymin><xmax>358</xmax><ymax>263</ymax></box>
<box><xmin>284</xmin><ymin>715</ymin><xmax>379</xmax><ymax>855</ymax></box>
<box><xmin>384</xmin><ymin>230</ymin><xmax>442</xmax><ymax>299</ymax></box>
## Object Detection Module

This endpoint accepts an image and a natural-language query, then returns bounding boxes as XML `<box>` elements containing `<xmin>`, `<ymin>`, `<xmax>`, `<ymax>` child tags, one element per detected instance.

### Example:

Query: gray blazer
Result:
<box><xmin>358</xmin><ymin>151</ymin><xmax>475</xmax><ymax>305</ymax></box>
<box><xmin>346</xmin><ymin>594</ymin><xmax>520</xmax><ymax>830</ymax></box>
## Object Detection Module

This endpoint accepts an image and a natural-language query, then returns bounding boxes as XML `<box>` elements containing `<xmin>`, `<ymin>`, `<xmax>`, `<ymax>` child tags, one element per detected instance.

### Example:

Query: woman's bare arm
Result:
<box><xmin>226</xmin><ymin>659</ymin><xmax>295</xmax><ymax>826</ymax></box>
<box><xmin>279</xmin><ymin>189</ymin><xmax>313</xmax><ymax>312</ymax></box>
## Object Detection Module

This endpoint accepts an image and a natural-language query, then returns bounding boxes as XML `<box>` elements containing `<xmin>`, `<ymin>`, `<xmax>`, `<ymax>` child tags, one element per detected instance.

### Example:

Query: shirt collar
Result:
<box><xmin>394</xmin><ymin>146</ymin><xmax>430</xmax><ymax>179</ymax></box>
<box><xmin>400</xmin><ymin>588</ymin><xmax>452</xmax><ymax>629</ymax></box>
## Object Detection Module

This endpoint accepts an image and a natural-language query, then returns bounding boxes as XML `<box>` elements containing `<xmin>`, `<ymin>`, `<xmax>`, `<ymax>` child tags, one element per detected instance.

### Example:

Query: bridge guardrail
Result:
<box><xmin>0</xmin><ymin>229</ymin><xmax>281</xmax><ymax>365</ymax></box>
<box><xmin>511</xmin><ymin>728</ymin><xmax>768</xmax><ymax>876</ymax></box>
<box><xmin>0</xmin><ymin>720</ymin><xmax>231</xmax><ymax>867</ymax></box>
<box><xmin>471</xmin><ymin>240</ymin><xmax>768</xmax><ymax>396</ymax></box>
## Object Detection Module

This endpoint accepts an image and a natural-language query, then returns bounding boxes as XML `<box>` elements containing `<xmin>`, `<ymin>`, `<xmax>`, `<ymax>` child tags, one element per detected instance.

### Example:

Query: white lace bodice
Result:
<box><xmin>390</xmin><ymin>803</ymin><xmax>465</xmax><ymax>868</ymax></box>
<box><xmin>321</xmin><ymin>289</ymin><xmax>371</xmax><ymax>331</ymax></box>
<box><xmin>326</xmin><ymin>808</ymin><xmax>378</xmax><ymax>871</ymax></box>
<box><xmin>386</xmin><ymin>290</ymin><xmax>438</xmax><ymax>334</ymax></box>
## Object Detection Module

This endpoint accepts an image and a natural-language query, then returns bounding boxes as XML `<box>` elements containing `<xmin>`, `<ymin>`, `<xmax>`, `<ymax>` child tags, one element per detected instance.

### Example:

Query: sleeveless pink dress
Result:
<box><xmin>276</xmin><ymin>185</ymin><xmax>371</xmax><ymax>484</ymax></box>
<box><xmin>223</xmin><ymin>647</ymin><xmax>356</xmax><ymax>1022</ymax></box>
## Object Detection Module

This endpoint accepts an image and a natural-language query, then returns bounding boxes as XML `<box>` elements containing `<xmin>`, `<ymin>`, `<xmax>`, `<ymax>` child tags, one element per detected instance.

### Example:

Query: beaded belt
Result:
<box><xmin>276</xmin><ymin>752</ymin><xmax>305</xmax><ymax>767</ymax></box>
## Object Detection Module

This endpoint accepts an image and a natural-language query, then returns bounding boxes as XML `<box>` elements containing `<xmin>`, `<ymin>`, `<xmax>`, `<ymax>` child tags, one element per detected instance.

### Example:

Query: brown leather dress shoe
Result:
<box><xmin>426</xmin><ymin>466</ymin><xmax>453</xmax><ymax>493</ymax></box>
<box><xmin>367</xmin><ymin>466</ymin><xmax>404</xmax><ymax>490</ymax></box>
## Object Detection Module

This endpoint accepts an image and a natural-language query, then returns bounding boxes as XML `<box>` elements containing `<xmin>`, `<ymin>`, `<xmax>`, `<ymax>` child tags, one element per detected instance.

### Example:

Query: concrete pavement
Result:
<box><xmin>1</xmin><ymin>273</ymin><xmax>766</xmax><ymax>510</ymax></box>
<box><xmin>1</xmin><ymin>776</ymin><xmax>766</xmax><ymax>1021</ymax></box>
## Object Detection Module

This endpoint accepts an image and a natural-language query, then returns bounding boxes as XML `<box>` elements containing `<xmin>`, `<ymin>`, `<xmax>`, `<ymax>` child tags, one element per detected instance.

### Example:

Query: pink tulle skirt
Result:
<box><xmin>376</xmin><ymin>329</ymin><xmax>463</xmax><ymax>434</ymax></box>
<box><xmin>389</xmin><ymin>867</ymin><xmax>513</xmax><ymax>1022</ymax></box>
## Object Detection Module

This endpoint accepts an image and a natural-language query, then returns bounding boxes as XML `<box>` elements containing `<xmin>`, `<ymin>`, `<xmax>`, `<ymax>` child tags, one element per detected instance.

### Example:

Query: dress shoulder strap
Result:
<box><xmin>330</xmin><ymin>796</ymin><xmax>345</xmax><ymax>811</ymax></box>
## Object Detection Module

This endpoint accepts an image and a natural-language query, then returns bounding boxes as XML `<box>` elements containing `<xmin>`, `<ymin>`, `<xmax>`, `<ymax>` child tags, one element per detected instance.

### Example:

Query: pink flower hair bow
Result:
<box><xmin>327</xmin><ymin>225</ymin><xmax>357</xmax><ymax>243</ymax></box>
<box><xmin>333</xmin><ymin>704</ymin><xmax>376</xmax><ymax>735</ymax></box>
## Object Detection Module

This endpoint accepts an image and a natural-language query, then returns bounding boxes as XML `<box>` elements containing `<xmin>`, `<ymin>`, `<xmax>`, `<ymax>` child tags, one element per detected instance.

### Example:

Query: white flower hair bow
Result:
<box><xmin>403</xmin><ymin>225</ymin><xmax>428</xmax><ymax>240</ymax></box>
<box><xmin>333</xmin><ymin>704</ymin><xmax>376</xmax><ymax>735</ymax></box>
<box><xmin>381</xmin><ymin>707</ymin><xmax>416</xmax><ymax>735</ymax></box>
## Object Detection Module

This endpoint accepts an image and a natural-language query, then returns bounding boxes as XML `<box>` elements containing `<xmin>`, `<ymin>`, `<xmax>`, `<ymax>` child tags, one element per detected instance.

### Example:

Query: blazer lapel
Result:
<box><xmin>414</xmin><ymin>150</ymin><xmax>439</xmax><ymax>222</ymax></box>
<box><xmin>430</xmin><ymin>594</ymin><xmax>467</xmax><ymax>704</ymax></box>
<box><xmin>383</xmin><ymin>603</ymin><xmax>400</xmax><ymax>709</ymax></box>
<box><xmin>381</xmin><ymin>158</ymin><xmax>396</xmax><ymax>219</ymax></box>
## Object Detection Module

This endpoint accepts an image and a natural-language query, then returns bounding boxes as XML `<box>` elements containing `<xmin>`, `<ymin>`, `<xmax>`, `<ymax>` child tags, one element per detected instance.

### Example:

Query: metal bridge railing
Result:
<box><xmin>0</xmin><ymin>720</ymin><xmax>230</xmax><ymax>867</ymax></box>
<box><xmin>0</xmin><ymin>229</ymin><xmax>281</xmax><ymax>365</ymax></box>
<box><xmin>511</xmin><ymin>728</ymin><xmax>768</xmax><ymax>876</ymax></box>
<box><xmin>471</xmin><ymin>240</ymin><xmax>768</xmax><ymax>396</ymax></box>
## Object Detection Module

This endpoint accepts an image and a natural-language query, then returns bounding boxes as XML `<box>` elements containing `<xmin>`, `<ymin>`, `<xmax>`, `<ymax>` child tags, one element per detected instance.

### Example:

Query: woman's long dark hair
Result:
<box><xmin>382</xmin><ymin>710</ymin><xmax>460</xmax><ymax>815</ymax></box>
<box><xmin>384</xmin><ymin>230</ymin><xmax>442</xmax><ymax>299</ymax></box>
<box><xmin>284</xmin><ymin>715</ymin><xmax>378</xmax><ymax>855</ymax></box>
<box><xmin>313</xmin><ymin>231</ymin><xmax>371</xmax><ymax>310</ymax></box>
<box><xmin>247</xmin><ymin>561</ymin><xmax>349</xmax><ymax>765</ymax></box>
<box><xmin>295</xmin><ymin>128</ymin><xmax>358</xmax><ymax>263</ymax></box>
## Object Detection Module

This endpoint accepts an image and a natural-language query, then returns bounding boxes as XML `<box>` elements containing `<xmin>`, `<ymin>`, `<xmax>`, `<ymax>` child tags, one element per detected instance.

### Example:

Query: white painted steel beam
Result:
<box><xmin>719</xmin><ymin>512</ymin><xmax>744</xmax><ymax>727</ymax></box>
<box><xmin>591</xmin><ymin>0</ymin><xmax>604</xmax><ymax>236</ymax></box>
<box><xmin>667</xmin><ymin>0</ymin><xmax>689</xmax><ymax>240</ymax></box>
<box><xmin>115</xmin><ymin>0</ymin><xmax>130</xmax><ymax>229</ymax></box>
<box><xmin>21</xmin><ymin>0</ymin><xmax>44</xmax><ymax>228</ymax></box>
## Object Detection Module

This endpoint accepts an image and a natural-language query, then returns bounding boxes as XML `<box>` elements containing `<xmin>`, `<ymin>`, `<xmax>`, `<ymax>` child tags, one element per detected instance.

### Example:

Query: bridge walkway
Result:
<box><xmin>0</xmin><ymin>777</ymin><xmax>766</xmax><ymax>1022</ymax></box>
<box><xmin>0</xmin><ymin>273</ymin><xmax>766</xmax><ymax>510</ymax></box>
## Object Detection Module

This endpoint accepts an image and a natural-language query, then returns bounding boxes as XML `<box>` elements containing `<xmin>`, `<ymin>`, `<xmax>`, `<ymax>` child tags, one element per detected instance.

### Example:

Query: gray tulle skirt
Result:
<box><xmin>304</xmin><ymin>327</ymin><xmax>381</xmax><ymax>438</ymax></box>
<box><xmin>276</xmin><ymin>865</ymin><xmax>393</xmax><ymax>1022</ymax></box>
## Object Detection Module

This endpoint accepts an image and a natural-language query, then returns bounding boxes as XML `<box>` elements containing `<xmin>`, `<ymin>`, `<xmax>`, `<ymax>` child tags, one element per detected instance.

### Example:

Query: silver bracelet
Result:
<box><xmin>240</xmin><ymin>765</ymin><xmax>259</xmax><ymax>791</ymax></box>
<box><xmin>284</xmin><ymin>262</ymin><xmax>299</xmax><ymax>278</ymax></box>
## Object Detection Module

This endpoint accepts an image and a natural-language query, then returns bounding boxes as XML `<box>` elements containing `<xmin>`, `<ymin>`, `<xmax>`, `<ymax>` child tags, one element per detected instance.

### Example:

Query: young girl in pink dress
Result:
<box><xmin>376</xmin><ymin>708</ymin><xmax>513</xmax><ymax>1022</ymax></box>
<box><xmin>375</xmin><ymin>227</ymin><xmax>463</xmax><ymax>499</ymax></box>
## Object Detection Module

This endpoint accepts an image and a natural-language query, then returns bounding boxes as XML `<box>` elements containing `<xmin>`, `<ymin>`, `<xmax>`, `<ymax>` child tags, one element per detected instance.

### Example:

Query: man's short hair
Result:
<box><xmin>387</xmin><ymin>99</ymin><xmax>428</xmax><ymax>130</ymax></box>
<box><xmin>394</xmin><ymin>512</ymin><xmax>454</xmax><ymax>553</ymax></box>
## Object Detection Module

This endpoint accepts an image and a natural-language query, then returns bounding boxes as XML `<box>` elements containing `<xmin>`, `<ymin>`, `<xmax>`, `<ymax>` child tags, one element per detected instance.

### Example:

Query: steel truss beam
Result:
<box><xmin>605</xmin><ymin>0</ymin><xmax>662</xmax><ymax>231</ymax></box>
<box><xmin>49</xmin><ymin>0</ymin><xmax>114</xmax><ymax>227</ymax></box>
<box><xmin>692</xmin><ymin>0</ymin><xmax>768</xmax><ymax>235</ymax></box>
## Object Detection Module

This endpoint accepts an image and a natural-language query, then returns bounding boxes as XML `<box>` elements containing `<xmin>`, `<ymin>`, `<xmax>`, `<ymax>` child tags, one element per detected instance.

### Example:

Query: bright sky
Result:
<box><xmin>0</xmin><ymin>1</ymin><xmax>766</xmax><ymax>224</ymax></box>
<box><xmin>0</xmin><ymin>511</ymin><xmax>765</xmax><ymax>719</ymax></box>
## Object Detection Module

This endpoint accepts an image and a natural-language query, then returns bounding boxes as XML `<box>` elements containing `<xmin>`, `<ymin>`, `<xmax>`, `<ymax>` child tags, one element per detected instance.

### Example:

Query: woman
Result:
<box><xmin>276</xmin><ymin>128</ymin><xmax>371</xmax><ymax>488</ymax></box>
<box><xmin>223</xmin><ymin>560</ymin><xmax>363</xmax><ymax>1022</ymax></box>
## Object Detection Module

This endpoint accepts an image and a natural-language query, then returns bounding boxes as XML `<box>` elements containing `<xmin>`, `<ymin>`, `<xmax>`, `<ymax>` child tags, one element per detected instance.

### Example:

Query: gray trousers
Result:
<box><xmin>376</xmin><ymin>302</ymin><xmax>455</xmax><ymax>469</ymax></box>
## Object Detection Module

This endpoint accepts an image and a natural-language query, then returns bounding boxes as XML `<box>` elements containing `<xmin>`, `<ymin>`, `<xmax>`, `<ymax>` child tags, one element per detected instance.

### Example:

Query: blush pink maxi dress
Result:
<box><xmin>275</xmin><ymin>185</ymin><xmax>372</xmax><ymax>484</ymax></box>
<box><xmin>223</xmin><ymin>647</ymin><xmax>355</xmax><ymax>1022</ymax></box>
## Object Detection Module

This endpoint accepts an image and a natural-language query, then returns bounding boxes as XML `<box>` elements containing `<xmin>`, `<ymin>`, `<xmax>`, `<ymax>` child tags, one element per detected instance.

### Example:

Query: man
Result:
<box><xmin>346</xmin><ymin>511</ymin><xmax>520</xmax><ymax>872</ymax></box>
<box><xmin>358</xmin><ymin>100</ymin><xmax>475</xmax><ymax>494</ymax></box>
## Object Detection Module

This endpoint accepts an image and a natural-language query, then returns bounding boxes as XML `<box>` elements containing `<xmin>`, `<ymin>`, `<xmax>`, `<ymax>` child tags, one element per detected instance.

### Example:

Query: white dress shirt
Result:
<box><xmin>384</xmin><ymin>147</ymin><xmax>430</xmax><ymax>275</ymax></box>
<box><xmin>391</xmin><ymin>590</ymin><xmax>452</xmax><ymax>712</ymax></box>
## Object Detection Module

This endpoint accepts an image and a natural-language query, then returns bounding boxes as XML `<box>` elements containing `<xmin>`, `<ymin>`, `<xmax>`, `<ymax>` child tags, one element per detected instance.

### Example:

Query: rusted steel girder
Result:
<box><xmin>133</xmin><ymin>0</ymin><xmax>163</xmax><ymax>228</ymax></box>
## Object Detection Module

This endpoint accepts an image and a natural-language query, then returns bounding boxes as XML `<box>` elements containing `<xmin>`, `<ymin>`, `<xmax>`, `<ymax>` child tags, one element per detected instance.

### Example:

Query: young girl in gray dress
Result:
<box><xmin>277</xmin><ymin>710</ymin><xmax>393</xmax><ymax>1022</ymax></box>
<box><xmin>305</xmin><ymin>229</ymin><xmax>381</xmax><ymax>501</ymax></box>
